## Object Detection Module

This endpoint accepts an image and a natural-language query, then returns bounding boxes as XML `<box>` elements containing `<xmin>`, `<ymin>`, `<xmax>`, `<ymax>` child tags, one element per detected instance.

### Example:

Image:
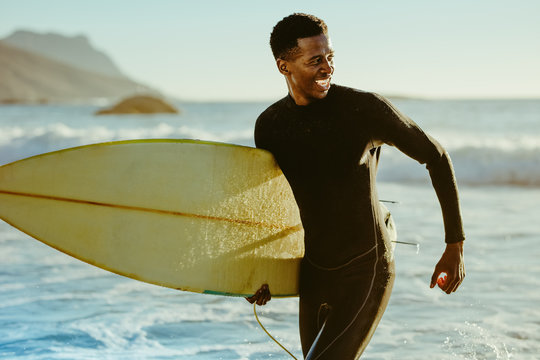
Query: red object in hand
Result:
<box><xmin>437</xmin><ymin>272</ymin><xmax>447</xmax><ymax>287</ymax></box>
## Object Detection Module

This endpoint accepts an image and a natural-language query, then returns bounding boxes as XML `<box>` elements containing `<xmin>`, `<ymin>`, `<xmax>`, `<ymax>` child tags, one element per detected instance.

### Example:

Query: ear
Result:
<box><xmin>276</xmin><ymin>58</ymin><xmax>289</xmax><ymax>75</ymax></box>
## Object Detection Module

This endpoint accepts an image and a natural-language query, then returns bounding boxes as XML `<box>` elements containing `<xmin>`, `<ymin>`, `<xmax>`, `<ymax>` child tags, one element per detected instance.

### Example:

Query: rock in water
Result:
<box><xmin>96</xmin><ymin>95</ymin><xmax>179</xmax><ymax>115</ymax></box>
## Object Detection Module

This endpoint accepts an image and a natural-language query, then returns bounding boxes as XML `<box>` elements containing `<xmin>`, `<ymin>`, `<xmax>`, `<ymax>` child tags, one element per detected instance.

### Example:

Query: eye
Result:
<box><xmin>308</xmin><ymin>55</ymin><xmax>334</xmax><ymax>66</ymax></box>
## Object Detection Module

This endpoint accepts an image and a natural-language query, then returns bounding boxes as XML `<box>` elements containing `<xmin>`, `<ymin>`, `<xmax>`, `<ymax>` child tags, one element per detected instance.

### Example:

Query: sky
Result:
<box><xmin>1</xmin><ymin>0</ymin><xmax>539</xmax><ymax>101</ymax></box>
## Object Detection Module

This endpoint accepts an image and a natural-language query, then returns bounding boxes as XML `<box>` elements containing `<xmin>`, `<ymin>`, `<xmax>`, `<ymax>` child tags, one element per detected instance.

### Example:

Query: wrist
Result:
<box><xmin>445</xmin><ymin>232</ymin><xmax>465</xmax><ymax>245</ymax></box>
<box><xmin>445</xmin><ymin>241</ymin><xmax>464</xmax><ymax>253</ymax></box>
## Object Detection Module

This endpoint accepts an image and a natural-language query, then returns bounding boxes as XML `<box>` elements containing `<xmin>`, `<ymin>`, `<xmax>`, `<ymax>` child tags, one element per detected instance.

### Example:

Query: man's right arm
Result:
<box><xmin>248</xmin><ymin>110</ymin><xmax>278</xmax><ymax>305</ymax></box>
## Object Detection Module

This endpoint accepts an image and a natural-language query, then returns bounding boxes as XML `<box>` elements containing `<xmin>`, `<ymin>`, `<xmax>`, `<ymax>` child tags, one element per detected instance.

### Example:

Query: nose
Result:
<box><xmin>320</xmin><ymin>58</ymin><xmax>334</xmax><ymax>75</ymax></box>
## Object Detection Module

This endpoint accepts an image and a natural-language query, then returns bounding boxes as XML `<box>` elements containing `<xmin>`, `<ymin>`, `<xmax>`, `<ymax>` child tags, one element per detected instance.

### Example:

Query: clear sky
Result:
<box><xmin>2</xmin><ymin>0</ymin><xmax>539</xmax><ymax>101</ymax></box>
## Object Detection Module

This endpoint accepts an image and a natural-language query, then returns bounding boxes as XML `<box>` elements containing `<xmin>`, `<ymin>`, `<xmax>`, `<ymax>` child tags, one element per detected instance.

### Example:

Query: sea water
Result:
<box><xmin>0</xmin><ymin>98</ymin><xmax>539</xmax><ymax>359</ymax></box>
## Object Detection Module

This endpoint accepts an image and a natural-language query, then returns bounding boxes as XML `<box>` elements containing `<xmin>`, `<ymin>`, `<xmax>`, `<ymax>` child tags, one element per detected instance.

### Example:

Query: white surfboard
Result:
<box><xmin>0</xmin><ymin>139</ymin><xmax>395</xmax><ymax>297</ymax></box>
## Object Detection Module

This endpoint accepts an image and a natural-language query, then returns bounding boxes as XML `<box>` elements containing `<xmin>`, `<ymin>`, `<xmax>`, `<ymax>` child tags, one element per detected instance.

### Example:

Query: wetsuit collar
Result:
<box><xmin>285</xmin><ymin>84</ymin><xmax>336</xmax><ymax>110</ymax></box>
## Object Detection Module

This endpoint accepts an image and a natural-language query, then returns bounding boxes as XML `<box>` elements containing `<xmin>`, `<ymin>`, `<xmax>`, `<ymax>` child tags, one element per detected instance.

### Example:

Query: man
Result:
<box><xmin>247</xmin><ymin>13</ymin><xmax>465</xmax><ymax>359</ymax></box>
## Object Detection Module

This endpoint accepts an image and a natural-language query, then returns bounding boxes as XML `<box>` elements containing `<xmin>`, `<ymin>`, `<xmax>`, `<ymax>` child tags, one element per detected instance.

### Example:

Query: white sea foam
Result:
<box><xmin>378</xmin><ymin>144</ymin><xmax>540</xmax><ymax>187</ymax></box>
<box><xmin>0</xmin><ymin>123</ymin><xmax>253</xmax><ymax>165</ymax></box>
<box><xmin>1</xmin><ymin>122</ymin><xmax>538</xmax><ymax>187</ymax></box>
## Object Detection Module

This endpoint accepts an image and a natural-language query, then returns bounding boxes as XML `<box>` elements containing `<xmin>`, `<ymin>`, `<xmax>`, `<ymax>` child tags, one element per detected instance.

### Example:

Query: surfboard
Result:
<box><xmin>0</xmin><ymin>139</ymin><xmax>395</xmax><ymax>297</ymax></box>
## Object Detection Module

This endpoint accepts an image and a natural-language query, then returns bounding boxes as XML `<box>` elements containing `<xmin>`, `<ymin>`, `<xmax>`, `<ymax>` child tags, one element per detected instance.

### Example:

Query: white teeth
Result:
<box><xmin>316</xmin><ymin>79</ymin><xmax>330</xmax><ymax>88</ymax></box>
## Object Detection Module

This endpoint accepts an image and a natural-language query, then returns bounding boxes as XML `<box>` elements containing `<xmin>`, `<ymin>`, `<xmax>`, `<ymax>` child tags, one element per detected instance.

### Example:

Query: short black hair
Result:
<box><xmin>270</xmin><ymin>13</ymin><xmax>328</xmax><ymax>60</ymax></box>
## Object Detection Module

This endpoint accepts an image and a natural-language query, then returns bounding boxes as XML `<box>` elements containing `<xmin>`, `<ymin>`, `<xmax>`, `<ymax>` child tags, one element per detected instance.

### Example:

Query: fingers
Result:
<box><xmin>256</xmin><ymin>284</ymin><xmax>271</xmax><ymax>305</ymax></box>
<box><xmin>244</xmin><ymin>284</ymin><xmax>271</xmax><ymax>305</ymax></box>
<box><xmin>432</xmin><ymin>269</ymin><xmax>465</xmax><ymax>294</ymax></box>
<box><xmin>441</xmin><ymin>274</ymin><xmax>455</xmax><ymax>294</ymax></box>
<box><xmin>431</xmin><ymin>242</ymin><xmax>466</xmax><ymax>294</ymax></box>
<box><xmin>449</xmin><ymin>268</ymin><xmax>465</xmax><ymax>293</ymax></box>
<box><xmin>445</xmin><ymin>278</ymin><xmax>459</xmax><ymax>294</ymax></box>
<box><xmin>430</xmin><ymin>271</ymin><xmax>439</xmax><ymax>289</ymax></box>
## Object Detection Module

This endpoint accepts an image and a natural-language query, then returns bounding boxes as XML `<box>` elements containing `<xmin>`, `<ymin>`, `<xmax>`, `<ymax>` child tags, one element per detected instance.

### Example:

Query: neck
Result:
<box><xmin>285</xmin><ymin>82</ymin><xmax>313</xmax><ymax>106</ymax></box>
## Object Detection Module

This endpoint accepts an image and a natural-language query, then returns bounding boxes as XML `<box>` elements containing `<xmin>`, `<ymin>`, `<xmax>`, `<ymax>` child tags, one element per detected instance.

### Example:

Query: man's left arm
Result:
<box><xmin>424</xmin><ymin>149</ymin><xmax>466</xmax><ymax>294</ymax></box>
<box><xmin>370</xmin><ymin>93</ymin><xmax>466</xmax><ymax>293</ymax></box>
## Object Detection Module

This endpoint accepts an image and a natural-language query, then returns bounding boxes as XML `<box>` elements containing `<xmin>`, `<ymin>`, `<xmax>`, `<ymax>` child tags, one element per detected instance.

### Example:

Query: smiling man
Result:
<box><xmin>249</xmin><ymin>13</ymin><xmax>466</xmax><ymax>359</ymax></box>
<box><xmin>275</xmin><ymin>32</ymin><xmax>334</xmax><ymax>105</ymax></box>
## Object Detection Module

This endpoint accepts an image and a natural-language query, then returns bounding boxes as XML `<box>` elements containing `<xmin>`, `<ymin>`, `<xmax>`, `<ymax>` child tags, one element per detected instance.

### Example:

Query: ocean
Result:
<box><xmin>0</xmin><ymin>97</ymin><xmax>539</xmax><ymax>359</ymax></box>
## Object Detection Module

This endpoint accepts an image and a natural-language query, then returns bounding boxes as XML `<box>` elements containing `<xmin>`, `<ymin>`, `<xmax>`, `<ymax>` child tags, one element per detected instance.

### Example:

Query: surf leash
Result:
<box><xmin>380</xmin><ymin>199</ymin><xmax>400</xmax><ymax>204</ymax></box>
<box><xmin>392</xmin><ymin>240</ymin><xmax>420</xmax><ymax>253</ymax></box>
<box><xmin>253</xmin><ymin>303</ymin><xmax>298</xmax><ymax>359</ymax></box>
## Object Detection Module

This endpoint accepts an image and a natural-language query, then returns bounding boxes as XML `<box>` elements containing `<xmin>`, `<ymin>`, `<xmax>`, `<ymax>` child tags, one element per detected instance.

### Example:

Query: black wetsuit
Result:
<box><xmin>255</xmin><ymin>85</ymin><xmax>464</xmax><ymax>359</ymax></box>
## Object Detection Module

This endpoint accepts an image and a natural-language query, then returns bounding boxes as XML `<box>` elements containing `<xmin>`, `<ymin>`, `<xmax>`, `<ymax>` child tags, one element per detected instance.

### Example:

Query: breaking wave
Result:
<box><xmin>1</xmin><ymin>122</ymin><xmax>538</xmax><ymax>187</ymax></box>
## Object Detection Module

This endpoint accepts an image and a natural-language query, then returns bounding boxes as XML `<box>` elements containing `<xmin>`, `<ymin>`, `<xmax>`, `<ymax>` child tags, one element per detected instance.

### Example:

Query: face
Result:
<box><xmin>277</xmin><ymin>34</ymin><xmax>335</xmax><ymax>106</ymax></box>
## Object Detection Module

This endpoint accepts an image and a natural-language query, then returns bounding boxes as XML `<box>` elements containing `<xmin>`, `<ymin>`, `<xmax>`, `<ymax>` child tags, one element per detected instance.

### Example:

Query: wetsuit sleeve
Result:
<box><xmin>254</xmin><ymin>112</ymin><xmax>271</xmax><ymax>150</ymax></box>
<box><xmin>370</xmin><ymin>93</ymin><xmax>465</xmax><ymax>243</ymax></box>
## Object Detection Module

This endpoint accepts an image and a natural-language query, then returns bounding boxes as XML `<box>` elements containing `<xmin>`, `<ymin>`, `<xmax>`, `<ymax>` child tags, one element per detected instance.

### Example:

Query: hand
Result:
<box><xmin>245</xmin><ymin>284</ymin><xmax>271</xmax><ymax>305</ymax></box>
<box><xmin>430</xmin><ymin>241</ymin><xmax>465</xmax><ymax>294</ymax></box>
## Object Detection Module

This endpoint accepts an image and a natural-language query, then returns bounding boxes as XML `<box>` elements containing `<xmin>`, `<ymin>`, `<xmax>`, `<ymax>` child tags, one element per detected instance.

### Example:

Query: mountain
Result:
<box><xmin>2</xmin><ymin>30</ymin><xmax>126</xmax><ymax>79</ymax></box>
<box><xmin>0</xmin><ymin>40</ymin><xmax>154</xmax><ymax>103</ymax></box>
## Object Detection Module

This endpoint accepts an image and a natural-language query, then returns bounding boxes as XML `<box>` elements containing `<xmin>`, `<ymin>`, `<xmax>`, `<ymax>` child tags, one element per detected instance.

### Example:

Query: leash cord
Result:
<box><xmin>253</xmin><ymin>303</ymin><xmax>298</xmax><ymax>359</ymax></box>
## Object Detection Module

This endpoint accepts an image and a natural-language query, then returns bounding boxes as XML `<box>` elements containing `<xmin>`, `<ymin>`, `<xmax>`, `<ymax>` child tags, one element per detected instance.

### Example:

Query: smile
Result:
<box><xmin>315</xmin><ymin>78</ymin><xmax>331</xmax><ymax>90</ymax></box>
